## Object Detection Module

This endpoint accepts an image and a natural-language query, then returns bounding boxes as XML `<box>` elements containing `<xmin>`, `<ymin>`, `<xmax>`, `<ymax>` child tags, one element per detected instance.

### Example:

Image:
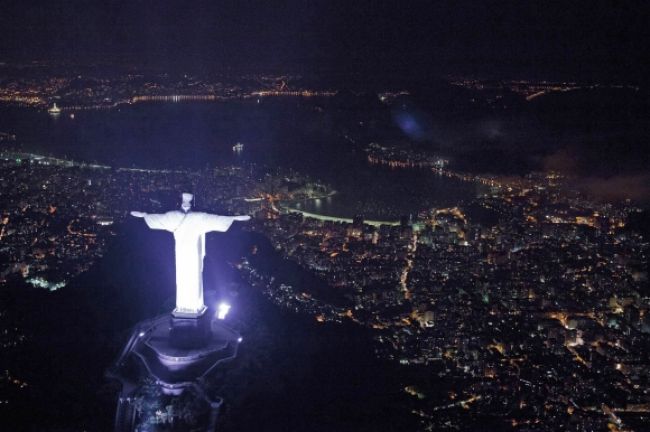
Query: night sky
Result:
<box><xmin>2</xmin><ymin>0</ymin><xmax>649</xmax><ymax>79</ymax></box>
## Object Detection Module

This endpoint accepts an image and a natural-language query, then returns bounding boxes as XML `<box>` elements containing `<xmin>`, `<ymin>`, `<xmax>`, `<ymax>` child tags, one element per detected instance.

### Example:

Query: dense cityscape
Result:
<box><xmin>1</xmin><ymin>137</ymin><xmax>649</xmax><ymax>430</ymax></box>
<box><xmin>244</xmin><ymin>168</ymin><xmax>650</xmax><ymax>431</ymax></box>
<box><xmin>0</xmin><ymin>64</ymin><xmax>340</xmax><ymax>110</ymax></box>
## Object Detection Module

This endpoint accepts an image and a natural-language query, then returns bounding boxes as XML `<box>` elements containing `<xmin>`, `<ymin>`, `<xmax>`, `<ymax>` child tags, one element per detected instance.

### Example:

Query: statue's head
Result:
<box><xmin>181</xmin><ymin>193</ymin><xmax>193</xmax><ymax>212</ymax></box>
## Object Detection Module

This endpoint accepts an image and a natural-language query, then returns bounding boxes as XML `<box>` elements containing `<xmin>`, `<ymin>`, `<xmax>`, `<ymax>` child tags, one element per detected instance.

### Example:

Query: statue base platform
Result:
<box><xmin>112</xmin><ymin>311</ymin><xmax>240</xmax><ymax>388</ymax></box>
<box><xmin>108</xmin><ymin>303</ymin><xmax>241</xmax><ymax>431</ymax></box>
<box><xmin>172</xmin><ymin>305</ymin><xmax>208</xmax><ymax>319</ymax></box>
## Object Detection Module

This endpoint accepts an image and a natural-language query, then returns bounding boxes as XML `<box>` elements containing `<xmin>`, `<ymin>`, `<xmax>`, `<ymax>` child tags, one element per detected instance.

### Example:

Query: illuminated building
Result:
<box><xmin>47</xmin><ymin>102</ymin><xmax>61</xmax><ymax>115</ymax></box>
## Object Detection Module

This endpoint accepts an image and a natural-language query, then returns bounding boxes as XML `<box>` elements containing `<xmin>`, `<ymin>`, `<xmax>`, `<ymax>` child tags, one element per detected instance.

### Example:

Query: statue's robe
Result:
<box><xmin>143</xmin><ymin>211</ymin><xmax>236</xmax><ymax>315</ymax></box>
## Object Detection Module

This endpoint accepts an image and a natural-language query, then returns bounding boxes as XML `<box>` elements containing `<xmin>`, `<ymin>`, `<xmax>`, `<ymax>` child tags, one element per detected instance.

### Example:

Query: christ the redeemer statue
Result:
<box><xmin>131</xmin><ymin>193</ymin><xmax>250</xmax><ymax>318</ymax></box>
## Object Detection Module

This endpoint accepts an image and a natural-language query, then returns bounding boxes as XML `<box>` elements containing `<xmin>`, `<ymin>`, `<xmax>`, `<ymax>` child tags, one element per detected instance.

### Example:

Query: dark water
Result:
<box><xmin>1</xmin><ymin>101</ymin><xmax>313</xmax><ymax>169</ymax></box>
<box><xmin>0</xmin><ymin>100</ymin><xmax>477</xmax><ymax>219</ymax></box>
<box><xmin>292</xmin><ymin>167</ymin><xmax>477</xmax><ymax>220</ymax></box>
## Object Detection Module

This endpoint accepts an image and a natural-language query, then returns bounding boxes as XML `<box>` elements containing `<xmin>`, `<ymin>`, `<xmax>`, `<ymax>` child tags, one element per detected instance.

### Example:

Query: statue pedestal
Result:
<box><xmin>111</xmin><ymin>311</ymin><xmax>240</xmax><ymax>387</ymax></box>
<box><xmin>136</xmin><ymin>313</ymin><xmax>239</xmax><ymax>385</ymax></box>
<box><xmin>108</xmin><ymin>300</ymin><xmax>241</xmax><ymax>431</ymax></box>
<box><xmin>172</xmin><ymin>305</ymin><xmax>208</xmax><ymax>319</ymax></box>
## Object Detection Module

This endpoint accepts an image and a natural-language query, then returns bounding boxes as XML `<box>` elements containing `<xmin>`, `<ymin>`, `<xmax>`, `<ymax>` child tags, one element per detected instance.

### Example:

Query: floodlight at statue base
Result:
<box><xmin>172</xmin><ymin>304</ymin><xmax>207</xmax><ymax>319</ymax></box>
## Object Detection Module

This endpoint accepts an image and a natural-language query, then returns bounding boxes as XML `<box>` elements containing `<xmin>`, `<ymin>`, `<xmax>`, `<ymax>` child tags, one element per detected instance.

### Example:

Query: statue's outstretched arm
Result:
<box><xmin>201</xmin><ymin>213</ymin><xmax>251</xmax><ymax>232</ymax></box>
<box><xmin>132</xmin><ymin>211</ymin><xmax>179</xmax><ymax>232</ymax></box>
<box><xmin>232</xmin><ymin>215</ymin><xmax>251</xmax><ymax>222</ymax></box>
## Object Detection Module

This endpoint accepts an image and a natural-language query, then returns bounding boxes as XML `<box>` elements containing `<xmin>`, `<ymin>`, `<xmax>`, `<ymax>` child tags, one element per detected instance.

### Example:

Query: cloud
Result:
<box><xmin>577</xmin><ymin>175</ymin><xmax>650</xmax><ymax>202</ymax></box>
<box><xmin>542</xmin><ymin>148</ymin><xmax>650</xmax><ymax>202</ymax></box>
<box><xmin>542</xmin><ymin>148</ymin><xmax>579</xmax><ymax>173</ymax></box>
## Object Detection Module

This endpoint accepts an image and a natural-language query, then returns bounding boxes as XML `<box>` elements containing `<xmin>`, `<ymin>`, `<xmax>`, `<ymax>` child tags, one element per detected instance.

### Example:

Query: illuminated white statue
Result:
<box><xmin>131</xmin><ymin>193</ymin><xmax>250</xmax><ymax>318</ymax></box>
